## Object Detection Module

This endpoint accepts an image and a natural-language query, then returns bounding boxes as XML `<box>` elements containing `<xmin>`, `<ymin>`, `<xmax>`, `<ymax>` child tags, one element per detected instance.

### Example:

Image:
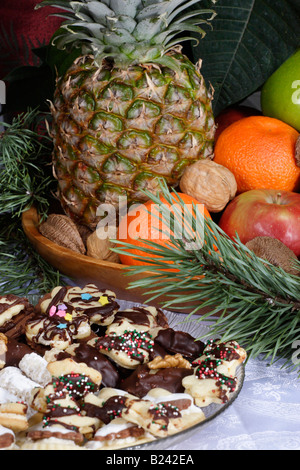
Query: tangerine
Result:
<box><xmin>213</xmin><ymin>116</ymin><xmax>300</xmax><ymax>193</ymax></box>
<box><xmin>117</xmin><ymin>192</ymin><xmax>211</xmax><ymax>267</ymax></box>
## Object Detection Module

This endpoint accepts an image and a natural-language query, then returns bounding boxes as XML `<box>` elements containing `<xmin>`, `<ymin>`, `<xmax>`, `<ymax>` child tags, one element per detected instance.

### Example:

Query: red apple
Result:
<box><xmin>218</xmin><ymin>189</ymin><xmax>300</xmax><ymax>257</ymax></box>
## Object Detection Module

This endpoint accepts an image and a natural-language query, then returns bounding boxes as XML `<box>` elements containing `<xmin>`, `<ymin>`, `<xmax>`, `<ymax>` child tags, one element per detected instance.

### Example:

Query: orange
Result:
<box><xmin>117</xmin><ymin>192</ymin><xmax>211</xmax><ymax>267</ymax></box>
<box><xmin>213</xmin><ymin>116</ymin><xmax>300</xmax><ymax>193</ymax></box>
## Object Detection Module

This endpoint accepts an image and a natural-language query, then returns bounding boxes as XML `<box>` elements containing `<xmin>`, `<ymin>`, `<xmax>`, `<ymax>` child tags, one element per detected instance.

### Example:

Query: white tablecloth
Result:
<box><xmin>167</xmin><ymin>352</ymin><xmax>300</xmax><ymax>450</ymax></box>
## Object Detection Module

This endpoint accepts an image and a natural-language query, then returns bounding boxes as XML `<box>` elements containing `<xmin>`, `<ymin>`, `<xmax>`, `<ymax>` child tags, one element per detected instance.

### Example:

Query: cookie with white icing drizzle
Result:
<box><xmin>0</xmin><ymin>425</ymin><xmax>16</xmax><ymax>450</ymax></box>
<box><xmin>121</xmin><ymin>390</ymin><xmax>205</xmax><ymax>438</ymax></box>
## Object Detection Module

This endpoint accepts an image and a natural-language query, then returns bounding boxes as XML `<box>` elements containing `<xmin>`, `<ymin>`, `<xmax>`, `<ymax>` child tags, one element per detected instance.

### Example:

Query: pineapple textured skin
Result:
<box><xmin>51</xmin><ymin>52</ymin><xmax>215</xmax><ymax>228</ymax></box>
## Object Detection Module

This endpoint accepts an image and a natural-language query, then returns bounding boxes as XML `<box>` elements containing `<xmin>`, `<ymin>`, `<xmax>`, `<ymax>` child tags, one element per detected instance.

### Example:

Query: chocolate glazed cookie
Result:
<box><xmin>120</xmin><ymin>364</ymin><xmax>194</xmax><ymax>398</ymax></box>
<box><xmin>153</xmin><ymin>328</ymin><xmax>205</xmax><ymax>360</ymax></box>
<box><xmin>55</xmin><ymin>343</ymin><xmax>120</xmax><ymax>388</ymax></box>
<box><xmin>0</xmin><ymin>294</ymin><xmax>35</xmax><ymax>339</ymax></box>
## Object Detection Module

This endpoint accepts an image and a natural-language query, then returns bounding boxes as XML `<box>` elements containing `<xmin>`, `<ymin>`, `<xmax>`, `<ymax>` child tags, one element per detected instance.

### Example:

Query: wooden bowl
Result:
<box><xmin>21</xmin><ymin>206</ymin><xmax>216</xmax><ymax>314</ymax></box>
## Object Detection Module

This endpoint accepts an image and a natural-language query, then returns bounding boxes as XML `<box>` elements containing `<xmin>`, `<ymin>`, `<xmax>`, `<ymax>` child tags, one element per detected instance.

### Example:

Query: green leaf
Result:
<box><xmin>191</xmin><ymin>0</ymin><xmax>300</xmax><ymax>115</ymax></box>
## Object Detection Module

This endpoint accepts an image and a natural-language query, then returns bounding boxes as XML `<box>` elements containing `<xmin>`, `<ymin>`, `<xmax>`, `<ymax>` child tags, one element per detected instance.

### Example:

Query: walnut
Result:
<box><xmin>148</xmin><ymin>353</ymin><xmax>191</xmax><ymax>370</ymax></box>
<box><xmin>39</xmin><ymin>214</ymin><xmax>86</xmax><ymax>254</ymax></box>
<box><xmin>180</xmin><ymin>159</ymin><xmax>237</xmax><ymax>212</ymax></box>
<box><xmin>86</xmin><ymin>230</ymin><xmax>120</xmax><ymax>263</ymax></box>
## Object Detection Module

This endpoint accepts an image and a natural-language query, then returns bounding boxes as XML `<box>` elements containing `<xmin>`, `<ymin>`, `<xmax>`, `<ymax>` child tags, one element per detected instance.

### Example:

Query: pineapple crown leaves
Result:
<box><xmin>112</xmin><ymin>180</ymin><xmax>300</xmax><ymax>372</ymax></box>
<box><xmin>36</xmin><ymin>0</ymin><xmax>217</xmax><ymax>68</ymax></box>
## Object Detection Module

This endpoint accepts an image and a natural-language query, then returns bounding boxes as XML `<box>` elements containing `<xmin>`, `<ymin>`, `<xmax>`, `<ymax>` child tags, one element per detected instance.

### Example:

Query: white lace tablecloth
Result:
<box><xmin>167</xmin><ymin>353</ymin><xmax>300</xmax><ymax>450</ymax></box>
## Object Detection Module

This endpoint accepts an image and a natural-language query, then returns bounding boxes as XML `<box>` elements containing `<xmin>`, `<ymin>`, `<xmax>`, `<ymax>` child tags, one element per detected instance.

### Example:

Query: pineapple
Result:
<box><xmin>37</xmin><ymin>0</ymin><xmax>216</xmax><ymax>229</ymax></box>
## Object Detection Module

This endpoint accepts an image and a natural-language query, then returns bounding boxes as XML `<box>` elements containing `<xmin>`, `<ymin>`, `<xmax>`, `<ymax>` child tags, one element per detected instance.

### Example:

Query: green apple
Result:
<box><xmin>261</xmin><ymin>49</ymin><xmax>300</xmax><ymax>132</ymax></box>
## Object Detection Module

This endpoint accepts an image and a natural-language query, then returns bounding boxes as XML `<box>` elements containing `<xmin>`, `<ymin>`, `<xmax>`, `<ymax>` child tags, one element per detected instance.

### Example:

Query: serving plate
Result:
<box><xmin>120</xmin><ymin>305</ymin><xmax>245</xmax><ymax>451</ymax></box>
<box><xmin>21</xmin><ymin>207</ymin><xmax>218</xmax><ymax>314</ymax></box>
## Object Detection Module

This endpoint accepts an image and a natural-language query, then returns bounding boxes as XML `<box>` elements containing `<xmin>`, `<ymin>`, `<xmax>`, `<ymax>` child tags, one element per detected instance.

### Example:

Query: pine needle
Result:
<box><xmin>0</xmin><ymin>110</ymin><xmax>67</xmax><ymax>300</ymax></box>
<box><xmin>0</xmin><ymin>108</ymin><xmax>55</xmax><ymax>219</ymax></box>
<box><xmin>0</xmin><ymin>216</ymin><xmax>66</xmax><ymax>303</ymax></box>
<box><xmin>112</xmin><ymin>180</ymin><xmax>300</xmax><ymax>374</ymax></box>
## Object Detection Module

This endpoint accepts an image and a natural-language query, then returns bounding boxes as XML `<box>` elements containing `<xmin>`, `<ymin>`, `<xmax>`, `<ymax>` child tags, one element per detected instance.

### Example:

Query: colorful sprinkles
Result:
<box><xmin>97</xmin><ymin>329</ymin><xmax>154</xmax><ymax>361</ymax></box>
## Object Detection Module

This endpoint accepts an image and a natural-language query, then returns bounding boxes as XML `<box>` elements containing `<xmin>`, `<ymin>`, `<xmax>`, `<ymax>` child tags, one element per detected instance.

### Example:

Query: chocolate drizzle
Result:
<box><xmin>84</xmin><ymin>395</ymin><xmax>127</xmax><ymax>424</ymax></box>
<box><xmin>0</xmin><ymin>294</ymin><xmax>35</xmax><ymax>339</ymax></box>
<box><xmin>120</xmin><ymin>364</ymin><xmax>193</xmax><ymax>398</ymax></box>
<box><xmin>203</xmin><ymin>340</ymin><xmax>241</xmax><ymax>361</ymax></box>
<box><xmin>154</xmin><ymin>328</ymin><xmax>205</xmax><ymax>360</ymax></box>
<box><xmin>26</xmin><ymin>313</ymin><xmax>89</xmax><ymax>346</ymax></box>
<box><xmin>45</xmin><ymin>286</ymin><xmax>119</xmax><ymax>323</ymax></box>
<box><xmin>112</xmin><ymin>307</ymin><xmax>169</xmax><ymax>329</ymax></box>
<box><xmin>195</xmin><ymin>358</ymin><xmax>237</xmax><ymax>402</ymax></box>
<box><xmin>56</xmin><ymin>343</ymin><xmax>119</xmax><ymax>388</ymax></box>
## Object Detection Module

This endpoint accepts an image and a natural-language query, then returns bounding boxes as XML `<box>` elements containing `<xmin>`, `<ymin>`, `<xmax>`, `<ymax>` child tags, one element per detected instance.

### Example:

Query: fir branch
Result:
<box><xmin>0</xmin><ymin>109</ymin><xmax>55</xmax><ymax>219</ymax></box>
<box><xmin>112</xmin><ymin>180</ymin><xmax>300</xmax><ymax>373</ymax></box>
<box><xmin>0</xmin><ymin>215</ymin><xmax>66</xmax><ymax>303</ymax></box>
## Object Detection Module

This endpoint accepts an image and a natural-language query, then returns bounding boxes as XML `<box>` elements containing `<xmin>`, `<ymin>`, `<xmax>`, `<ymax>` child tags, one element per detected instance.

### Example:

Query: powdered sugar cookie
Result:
<box><xmin>0</xmin><ymin>367</ymin><xmax>40</xmax><ymax>405</ymax></box>
<box><xmin>18</xmin><ymin>353</ymin><xmax>52</xmax><ymax>386</ymax></box>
